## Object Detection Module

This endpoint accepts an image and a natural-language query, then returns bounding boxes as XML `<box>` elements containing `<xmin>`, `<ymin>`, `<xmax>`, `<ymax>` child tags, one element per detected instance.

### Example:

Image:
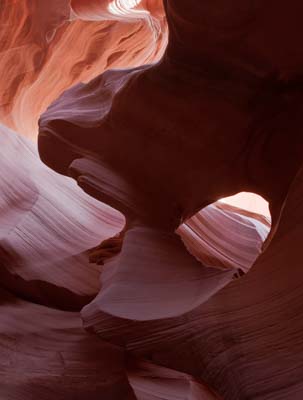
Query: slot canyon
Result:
<box><xmin>0</xmin><ymin>1</ymin><xmax>302</xmax><ymax>399</ymax></box>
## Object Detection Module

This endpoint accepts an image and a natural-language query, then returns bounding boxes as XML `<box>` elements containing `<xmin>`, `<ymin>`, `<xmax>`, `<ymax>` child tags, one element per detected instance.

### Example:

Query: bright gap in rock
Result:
<box><xmin>108</xmin><ymin>0</ymin><xmax>143</xmax><ymax>16</ymax></box>
<box><xmin>179</xmin><ymin>191</ymin><xmax>271</xmax><ymax>274</ymax></box>
<box><xmin>219</xmin><ymin>192</ymin><xmax>271</xmax><ymax>221</ymax></box>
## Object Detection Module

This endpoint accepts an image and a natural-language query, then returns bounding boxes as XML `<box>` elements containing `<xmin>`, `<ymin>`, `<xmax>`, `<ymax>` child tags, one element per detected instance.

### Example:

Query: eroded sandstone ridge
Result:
<box><xmin>1</xmin><ymin>0</ymin><xmax>303</xmax><ymax>399</ymax></box>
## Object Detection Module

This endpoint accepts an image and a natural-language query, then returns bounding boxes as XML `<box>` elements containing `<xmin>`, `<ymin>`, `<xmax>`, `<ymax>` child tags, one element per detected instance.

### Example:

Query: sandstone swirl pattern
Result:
<box><xmin>1</xmin><ymin>0</ymin><xmax>303</xmax><ymax>399</ymax></box>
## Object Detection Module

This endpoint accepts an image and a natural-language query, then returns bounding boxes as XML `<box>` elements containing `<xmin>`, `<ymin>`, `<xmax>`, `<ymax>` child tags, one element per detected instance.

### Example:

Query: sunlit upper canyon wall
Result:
<box><xmin>1</xmin><ymin>0</ymin><xmax>303</xmax><ymax>399</ymax></box>
<box><xmin>0</xmin><ymin>0</ymin><xmax>270</xmax><ymax>218</ymax></box>
<box><xmin>0</xmin><ymin>0</ymin><xmax>167</xmax><ymax>138</ymax></box>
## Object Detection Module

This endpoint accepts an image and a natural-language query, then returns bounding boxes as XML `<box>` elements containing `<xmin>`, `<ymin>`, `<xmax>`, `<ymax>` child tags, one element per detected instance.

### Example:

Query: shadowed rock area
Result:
<box><xmin>1</xmin><ymin>0</ymin><xmax>303</xmax><ymax>399</ymax></box>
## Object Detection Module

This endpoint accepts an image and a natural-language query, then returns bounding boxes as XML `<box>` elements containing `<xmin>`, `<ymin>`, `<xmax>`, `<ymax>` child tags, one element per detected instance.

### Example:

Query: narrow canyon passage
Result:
<box><xmin>1</xmin><ymin>1</ymin><xmax>303</xmax><ymax>399</ymax></box>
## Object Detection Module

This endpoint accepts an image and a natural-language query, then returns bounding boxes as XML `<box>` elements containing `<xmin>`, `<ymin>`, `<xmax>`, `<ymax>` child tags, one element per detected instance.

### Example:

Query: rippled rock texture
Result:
<box><xmin>1</xmin><ymin>0</ymin><xmax>303</xmax><ymax>399</ymax></box>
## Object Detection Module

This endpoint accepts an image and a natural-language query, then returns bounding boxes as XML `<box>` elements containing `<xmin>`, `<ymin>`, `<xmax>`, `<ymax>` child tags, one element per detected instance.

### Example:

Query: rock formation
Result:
<box><xmin>1</xmin><ymin>0</ymin><xmax>302</xmax><ymax>399</ymax></box>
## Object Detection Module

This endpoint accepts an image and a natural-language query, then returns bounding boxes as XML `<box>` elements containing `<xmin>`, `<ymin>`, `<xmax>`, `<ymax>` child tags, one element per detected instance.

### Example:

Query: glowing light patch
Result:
<box><xmin>108</xmin><ymin>0</ymin><xmax>143</xmax><ymax>16</ymax></box>
<box><xmin>220</xmin><ymin>192</ymin><xmax>271</xmax><ymax>219</ymax></box>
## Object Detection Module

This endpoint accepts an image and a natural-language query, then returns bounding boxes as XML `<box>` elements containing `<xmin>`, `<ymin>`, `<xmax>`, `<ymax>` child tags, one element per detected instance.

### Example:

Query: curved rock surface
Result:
<box><xmin>0</xmin><ymin>288</ymin><xmax>134</xmax><ymax>399</ymax></box>
<box><xmin>2</xmin><ymin>0</ymin><xmax>303</xmax><ymax>399</ymax></box>
<box><xmin>82</xmin><ymin>167</ymin><xmax>303</xmax><ymax>399</ymax></box>
<box><xmin>0</xmin><ymin>123</ymin><xmax>123</xmax><ymax>309</ymax></box>
<box><xmin>0</xmin><ymin>122</ymin><xmax>269</xmax><ymax>397</ymax></box>
<box><xmin>0</xmin><ymin>0</ymin><xmax>167</xmax><ymax>138</ymax></box>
